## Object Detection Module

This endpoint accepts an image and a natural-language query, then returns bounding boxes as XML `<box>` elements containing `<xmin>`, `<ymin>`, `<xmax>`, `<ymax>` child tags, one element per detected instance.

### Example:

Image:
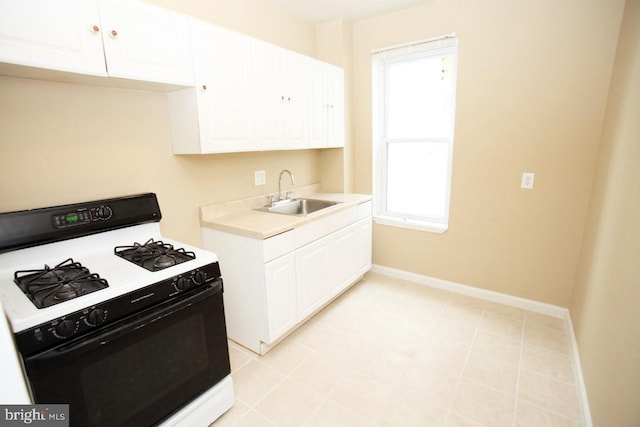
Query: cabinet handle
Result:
<box><xmin>281</xmin><ymin>95</ymin><xmax>284</xmax><ymax>101</ymax></box>
<box><xmin>201</xmin><ymin>84</ymin><xmax>207</xmax><ymax>91</ymax></box>
<box><xmin>288</xmin><ymin>96</ymin><xmax>291</xmax><ymax>101</ymax></box>
<box><xmin>110</xmin><ymin>30</ymin><xmax>118</xmax><ymax>39</ymax></box>
<box><xmin>91</xmin><ymin>25</ymin><xmax>100</xmax><ymax>34</ymax></box>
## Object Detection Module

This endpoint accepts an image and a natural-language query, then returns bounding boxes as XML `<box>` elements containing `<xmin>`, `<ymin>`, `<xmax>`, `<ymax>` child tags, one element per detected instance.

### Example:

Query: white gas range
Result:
<box><xmin>0</xmin><ymin>193</ymin><xmax>234</xmax><ymax>427</ymax></box>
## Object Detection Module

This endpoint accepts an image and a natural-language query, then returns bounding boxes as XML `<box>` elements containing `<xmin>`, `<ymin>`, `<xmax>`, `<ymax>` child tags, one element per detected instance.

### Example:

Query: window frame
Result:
<box><xmin>372</xmin><ymin>36</ymin><xmax>458</xmax><ymax>234</ymax></box>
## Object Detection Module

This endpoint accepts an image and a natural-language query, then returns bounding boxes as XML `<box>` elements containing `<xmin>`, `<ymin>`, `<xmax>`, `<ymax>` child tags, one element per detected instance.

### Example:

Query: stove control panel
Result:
<box><xmin>52</xmin><ymin>205</ymin><xmax>113</xmax><ymax>229</ymax></box>
<box><xmin>14</xmin><ymin>261</ymin><xmax>222</xmax><ymax>356</ymax></box>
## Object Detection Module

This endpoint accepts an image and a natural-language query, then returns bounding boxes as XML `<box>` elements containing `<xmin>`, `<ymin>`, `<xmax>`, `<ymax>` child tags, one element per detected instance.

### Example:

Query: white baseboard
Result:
<box><xmin>371</xmin><ymin>264</ymin><xmax>568</xmax><ymax>318</ymax></box>
<box><xmin>565</xmin><ymin>314</ymin><xmax>593</xmax><ymax>427</ymax></box>
<box><xmin>370</xmin><ymin>264</ymin><xmax>592</xmax><ymax>426</ymax></box>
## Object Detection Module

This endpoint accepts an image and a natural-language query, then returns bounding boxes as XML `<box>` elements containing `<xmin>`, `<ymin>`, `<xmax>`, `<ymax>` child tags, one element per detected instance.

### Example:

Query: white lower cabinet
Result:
<box><xmin>296</xmin><ymin>235</ymin><xmax>332</xmax><ymax>320</ymax></box>
<box><xmin>297</xmin><ymin>217</ymin><xmax>372</xmax><ymax>319</ymax></box>
<box><xmin>264</xmin><ymin>253</ymin><xmax>297</xmax><ymax>343</ymax></box>
<box><xmin>201</xmin><ymin>200</ymin><xmax>372</xmax><ymax>355</ymax></box>
<box><xmin>332</xmin><ymin>223</ymin><xmax>361</xmax><ymax>294</ymax></box>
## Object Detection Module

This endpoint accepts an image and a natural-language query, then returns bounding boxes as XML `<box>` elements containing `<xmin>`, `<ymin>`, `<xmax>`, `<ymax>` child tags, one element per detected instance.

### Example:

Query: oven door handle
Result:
<box><xmin>25</xmin><ymin>281</ymin><xmax>223</xmax><ymax>365</ymax></box>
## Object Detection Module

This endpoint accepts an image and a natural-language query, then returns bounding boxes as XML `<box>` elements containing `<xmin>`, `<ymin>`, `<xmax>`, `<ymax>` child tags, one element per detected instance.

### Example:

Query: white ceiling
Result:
<box><xmin>271</xmin><ymin>0</ymin><xmax>428</xmax><ymax>23</ymax></box>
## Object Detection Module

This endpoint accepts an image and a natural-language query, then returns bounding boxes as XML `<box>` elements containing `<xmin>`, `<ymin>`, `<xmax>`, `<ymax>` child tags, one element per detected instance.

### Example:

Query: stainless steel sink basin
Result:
<box><xmin>255</xmin><ymin>198</ymin><xmax>340</xmax><ymax>216</ymax></box>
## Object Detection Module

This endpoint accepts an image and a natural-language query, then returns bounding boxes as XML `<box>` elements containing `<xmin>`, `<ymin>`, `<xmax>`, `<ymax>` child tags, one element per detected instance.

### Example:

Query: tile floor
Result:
<box><xmin>212</xmin><ymin>272</ymin><xmax>583</xmax><ymax>427</ymax></box>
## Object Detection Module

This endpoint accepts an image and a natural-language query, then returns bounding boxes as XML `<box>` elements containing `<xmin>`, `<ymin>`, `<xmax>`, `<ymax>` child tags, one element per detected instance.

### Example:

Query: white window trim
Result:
<box><xmin>372</xmin><ymin>34</ymin><xmax>457</xmax><ymax>234</ymax></box>
<box><xmin>373</xmin><ymin>214</ymin><xmax>448</xmax><ymax>233</ymax></box>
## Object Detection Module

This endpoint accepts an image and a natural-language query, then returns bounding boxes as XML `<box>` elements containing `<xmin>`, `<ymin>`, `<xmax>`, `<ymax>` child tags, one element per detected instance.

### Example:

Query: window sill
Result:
<box><xmin>373</xmin><ymin>215</ymin><xmax>448</xmax><ymax>234</ymax></box>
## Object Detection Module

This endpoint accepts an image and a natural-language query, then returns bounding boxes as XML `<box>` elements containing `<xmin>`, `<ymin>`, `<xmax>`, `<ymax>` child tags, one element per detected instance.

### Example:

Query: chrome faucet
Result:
<box><xmin>278</xmin><ymin>169</ymin><xmax>295</xmax><ymax>201</ymax></box>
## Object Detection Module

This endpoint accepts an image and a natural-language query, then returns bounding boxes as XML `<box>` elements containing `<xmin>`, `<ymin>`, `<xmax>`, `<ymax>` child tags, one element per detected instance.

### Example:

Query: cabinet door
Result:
<box><xmin>98</xmin><ymin>0</ymin><xmax>194</xmax><ymax>85</ymax></box>
<box><xmin>296</xmin><ymin>236</ymin><xmax>332</xmax><ymax>320</ymax></box>
<box><xmin>281</xmin><ymin>49</ymin><xmax>307</xmax><ymax>148</ymax></box>
<box><xmin>253</xmin><ymin>40</ymin><xmax>285</xmax><ymax>150</ymax></box>
<box><xmin>0</xmin><ymin>0</ymin><xmax>106</xmax><ymax>76</ymax></box>
<box><xmin>307</xmin><ymin>60</ymin><xmax>344</xmax><ymax>149</ymax></box>
<box><xmin>193</xmin><ymin>21</ymin><xmax>254</xmax><ymax>152</ymax></box>
<box><xmin>253</xmin><ymin>41</ymin><xmax>309</xmax><ymax>150</ymax></box>
<box><xmin>327</xmin><ymin>65</ymin><xmax>345</xmax><ymax>147</ymax></box>
<box><xmin>331</xmin><ymin>224</ymin><xmax>359</xmax><ymax>294</ymax></box>
<box><xmin>264</xmin><ymin>253</ymin><xmax>297</xmax><ymax>344</ymax></box>
<box><xmin>308</xmin><ymin>59</ymin><xmax>328</xmax><ymax>148</ymax></box>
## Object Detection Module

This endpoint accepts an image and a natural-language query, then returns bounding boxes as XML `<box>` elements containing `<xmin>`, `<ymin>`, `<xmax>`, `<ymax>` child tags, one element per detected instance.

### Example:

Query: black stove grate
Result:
<box><xmin>14</xmin><ymin>258</ymin><xmax>109</xmax><ymax>309</ymax></box>
<box><xmin>114</xmin><ymin>238</ymin><xmax>195</xmax><ymax>272</ymax></box>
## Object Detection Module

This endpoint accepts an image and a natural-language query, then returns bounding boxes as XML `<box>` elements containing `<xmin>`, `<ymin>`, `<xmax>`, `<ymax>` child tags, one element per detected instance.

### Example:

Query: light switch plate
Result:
<box><xmin>254</xmin><ymin>170</ymin><xmax>266</xmax><ymax>186</ymax></box>
<box><xmin>521</xmin><ymin>172</ymin><xmax>535</xmax><ymax>189</ymax></box>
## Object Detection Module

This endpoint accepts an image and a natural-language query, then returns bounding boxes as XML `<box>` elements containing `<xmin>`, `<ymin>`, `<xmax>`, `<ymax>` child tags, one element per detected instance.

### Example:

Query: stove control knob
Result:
<box><xmin>96</xmin><ymin>205</ymin><xmax>112</xmax><ymax>220</ymax></box>
<box><xmin>193</xmin><ymin>271</ymin><xmax>207</xmax><ymax>285</ymax></box>
<box><xmin>175</xmin><ymin>277</ymin><xmax>189</xmax><ymax>291</ymax></box>
<box><xmin>86</xmin><ymin>309</ymin><xmax>107</xmax><ymax>327</ymax></box>
<box><xmin>55</xmin><ymin>319</ymin><xmax>78</xmax><ymax>339</ymax></box>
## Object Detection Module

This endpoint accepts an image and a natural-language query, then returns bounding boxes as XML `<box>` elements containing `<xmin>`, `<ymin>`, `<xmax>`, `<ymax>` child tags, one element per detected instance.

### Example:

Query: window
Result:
<box><xmin>372</xmin><ymin>35</ymin><xmax>458</xmax><ymax>233</ymax></box>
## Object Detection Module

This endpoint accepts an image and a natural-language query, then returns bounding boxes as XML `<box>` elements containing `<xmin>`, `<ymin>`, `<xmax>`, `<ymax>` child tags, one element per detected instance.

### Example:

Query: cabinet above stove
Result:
<box><xmin>0</xmin><ymin>0</ymin><xmax>195</xmax><ymax>92</ymax></box>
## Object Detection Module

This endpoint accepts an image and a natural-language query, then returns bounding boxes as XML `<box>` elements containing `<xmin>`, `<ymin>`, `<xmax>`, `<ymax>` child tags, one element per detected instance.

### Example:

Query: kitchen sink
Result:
<box><xmin>255</xmin><ymin>198</ymin><xmax>340</xmax><ymax>216</ymax></box>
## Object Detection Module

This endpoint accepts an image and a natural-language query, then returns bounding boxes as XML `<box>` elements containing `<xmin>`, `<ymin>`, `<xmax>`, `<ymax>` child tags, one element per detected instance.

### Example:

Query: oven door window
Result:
<box><xmin>23</xmin><ymin>284</ymin><xmax>230</xmax><ymax>427</ymax></box>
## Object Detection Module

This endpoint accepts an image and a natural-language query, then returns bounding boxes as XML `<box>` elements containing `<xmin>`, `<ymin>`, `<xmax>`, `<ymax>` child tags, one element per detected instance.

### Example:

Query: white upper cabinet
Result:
<box><xmin>97</xmin><ymin>0</ymin><xmax>194</xmax><ymax>85</ymax></box>
<box><xmin>168</xmin><ymin>19</ymin><xmax>344</xmax><ymax>154</ymax></box>
<box><xmin>308</xmin><ymin>58</ymin><xmax>329</xmax><ymax>148</ymax></box>
<box><xmin>326</xmin><ymin>65</ymin><xmax>345</xmax><ymax>148</ymax></box>
<box><xmin>0</xmin><ymin>0</ymin><xmax>106</xmax><ymax>76</ymax></box>
<box><xmin>253</xmin><ymin>40</ymin><xmax>307</xmax><ymax>150</ymax></box>
<box><xmin>167</xmin><ymin>20</ymin><xmax>254</xmax><ymax>154</ymax></box>
<box><xmin>0</xmin><ymin>0</ymin><xmax>194</xmax><ymax>87</ymax></box>
<box><xmin>307</xmin><ymin>58</ymin><xmax>345</xmax><ymax>148</ymax></box>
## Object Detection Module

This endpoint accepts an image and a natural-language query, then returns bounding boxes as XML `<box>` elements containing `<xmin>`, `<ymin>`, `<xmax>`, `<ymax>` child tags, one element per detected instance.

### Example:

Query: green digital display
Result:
<box><xmin>66</xmin><ymin>214</ymin><xmax>79</xmax><ymax>222</ymax></box>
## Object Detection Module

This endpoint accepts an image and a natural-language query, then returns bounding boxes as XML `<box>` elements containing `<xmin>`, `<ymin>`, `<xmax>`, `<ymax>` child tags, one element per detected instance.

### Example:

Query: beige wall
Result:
<box><xmin>0</xmin><ymin>0</ymin><xmax>321</xmax><ymax>247</ymax></box>
<box><xmin>351</xmin><ymin>0</ymin><xmax>626</xmax><ymax>306</ymax></box>
<box><xmin>570</xmin><ymin>0</ymin><xmax>640</xmax><ymax>425</ymax></box>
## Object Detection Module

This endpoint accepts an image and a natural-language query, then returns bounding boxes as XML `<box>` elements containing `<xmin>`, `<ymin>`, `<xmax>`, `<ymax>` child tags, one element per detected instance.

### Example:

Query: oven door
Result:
<box><xmin>22</xmin><ymin>281</ymin><xmax>231</xmax><ymax>427</ymax></box>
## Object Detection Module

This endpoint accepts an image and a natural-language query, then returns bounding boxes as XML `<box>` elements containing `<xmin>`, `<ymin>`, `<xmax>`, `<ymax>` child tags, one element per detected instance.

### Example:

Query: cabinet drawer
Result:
<box><xmin>295</xmin><ymin>206</ymin><xmax>358</xmax><ymax>248</ymax></box>
<box><xmin>263</xmin><ymin>230</ymin><xmax>295</xmax><ymax>262</ymax></box>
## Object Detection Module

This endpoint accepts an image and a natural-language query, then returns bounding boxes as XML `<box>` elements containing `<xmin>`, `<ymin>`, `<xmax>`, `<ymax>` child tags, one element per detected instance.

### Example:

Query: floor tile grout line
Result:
<box><xmin>446</xmin><ymin>410</ymin><xmax>485</xmax><ymax>426</ymax></box>
<box><xmin>518</xmin><ymin>366</ymin><xmax>578</xmax><ymax>387</ymax></box>
<box><xmin>442</xmin><ymin>302</ymin><xmax>483</xmax><ymax>426</ymax></box>
<box><xmin>232</xmin><ymin>364</ymin><xmax>288</xmax><ymax>426</ymax></box>
<box><xmin>512</xmin><ymin>308</ymin><xmax>527</xmax><ymax>427</ymax></box>
<box><xmin>266</xmin><ymin>348</ymin><xmax>327</xmax><ymax>427</ymax></box>
<box><xmin>516</xmin><ymin>396</ymin><xmax>584</xmax><ymax>423</ymax></box>
<box><xmin>521</xmin><ymin>340</ymin><xmax>573</xmax><ymax>358</ymax></box>
<box><xmin>300</xmin><ymin>394</ymin><xmax>374</xmax><ymax>426</ymax></box>
<box><xmin>248</xmin><ymin>336</ymin><xmax>379</xmax><ymax>427</ymax></box>
<box><xmin>460</xmin><ymin>376</ymin><xmax>520</xmax><ymax>399</ymax></box>
<box><xmin>295</xmin><ymin>323</ymin><xmax>391</xmax><ymax>427</ymax></box>
<box><xmin>243</xmin><ymin>344</ymin><xmax>326</xmax><ymax>427</ymax></box>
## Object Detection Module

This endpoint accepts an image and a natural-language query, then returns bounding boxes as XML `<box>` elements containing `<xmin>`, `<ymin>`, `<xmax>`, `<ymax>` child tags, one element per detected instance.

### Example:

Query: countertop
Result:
<box><xmin>200</xmin><ymin>190</ymin><xmax>372</xmax><ymax>240</ymax></box>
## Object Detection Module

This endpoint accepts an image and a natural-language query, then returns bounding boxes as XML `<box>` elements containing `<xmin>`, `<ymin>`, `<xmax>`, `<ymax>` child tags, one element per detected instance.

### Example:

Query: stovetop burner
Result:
<box><xmin>114</xmin><ymin>238</ymin><xmax>196</xmax><ymax>272</ymax></box>
<box><xmin>14</xmin><ymin>258</ymin><xmax>109</xmax><ymax>309</ymax></box>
